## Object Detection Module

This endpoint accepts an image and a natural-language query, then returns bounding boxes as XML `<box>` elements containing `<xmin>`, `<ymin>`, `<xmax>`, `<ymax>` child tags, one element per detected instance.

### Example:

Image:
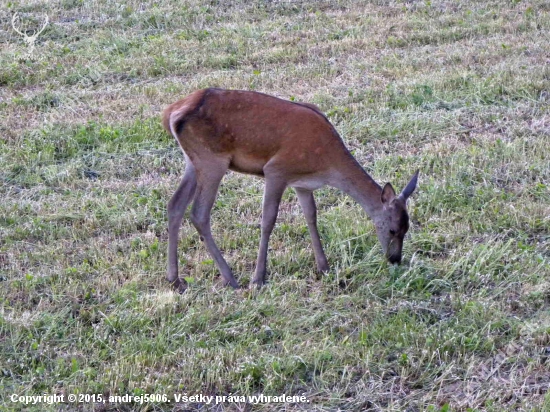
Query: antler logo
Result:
<box><xmin>11</xmin><ymin>12</ymin><xmax>49</xmax><ymax>60</ymax></box>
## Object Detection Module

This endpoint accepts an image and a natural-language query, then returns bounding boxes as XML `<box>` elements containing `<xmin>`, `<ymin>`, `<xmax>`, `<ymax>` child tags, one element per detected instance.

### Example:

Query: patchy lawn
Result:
<box><xmin>1</xmin><ymin>0</ymin><xmax>549</xmax><ymax>411</ymax></box>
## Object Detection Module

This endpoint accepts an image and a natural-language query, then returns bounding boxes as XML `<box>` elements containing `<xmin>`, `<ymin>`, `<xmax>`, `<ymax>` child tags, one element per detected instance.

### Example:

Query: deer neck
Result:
<box><xmin>329</xmin><ymin>156</ymin><xmax>383</xmax><ymax>219</ymax></box>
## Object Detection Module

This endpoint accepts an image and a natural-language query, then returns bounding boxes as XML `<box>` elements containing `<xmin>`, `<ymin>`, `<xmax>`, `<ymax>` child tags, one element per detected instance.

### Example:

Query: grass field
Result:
<box><xmin>1</xmin><ymin>0</ymin><xmax>549</xmax><ymax>410</ymax></box>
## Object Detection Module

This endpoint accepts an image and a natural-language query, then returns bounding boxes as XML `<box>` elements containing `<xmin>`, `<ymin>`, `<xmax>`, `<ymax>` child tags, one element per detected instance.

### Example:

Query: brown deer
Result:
<box><xmin>162</xmin><ymin>88</ymin><xmax>418</xmax><ymax>293</ymax></box>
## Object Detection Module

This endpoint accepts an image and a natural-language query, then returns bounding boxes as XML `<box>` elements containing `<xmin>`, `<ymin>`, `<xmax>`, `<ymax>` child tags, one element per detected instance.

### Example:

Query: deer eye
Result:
<box><xmin>389</xmin><ymin>229</ymin><xmax>396</xmax><ymax>235</ymax></box>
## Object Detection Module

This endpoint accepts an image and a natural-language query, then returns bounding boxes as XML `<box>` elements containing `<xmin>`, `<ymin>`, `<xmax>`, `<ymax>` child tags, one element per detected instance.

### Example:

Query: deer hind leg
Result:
<box><xmin>167</xmin><ymin>157</ymin><xmax>197</xmax><ymax>293</ymax></box>
<box><xmin>166</xmin><ymin>156</ymin><xmax>197</xmax><ymax>293</ymax></box>
<box><xmin>251</xmin><ymin>175</ymin><xmax>287</xmax><ymax>288</ymax></box>
<box><xmin>190</xmin><ymin>159</ymin><xmax>240</xmax><ymax>289</ymax></box>
<box><xmin>295</xmin><ymin>188</ymin><xmax>329</xmax><ymax>273</ymax></box>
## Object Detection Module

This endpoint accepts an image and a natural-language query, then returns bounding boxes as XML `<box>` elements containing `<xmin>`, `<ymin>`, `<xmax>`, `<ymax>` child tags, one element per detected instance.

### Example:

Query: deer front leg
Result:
<box><xmin>167</xmin><ymin>158</ymin><xmax>197</xmax><ymax>293</ymax></box>
<box><xmin>251</xmin><ymin>177</ymin><xmax>287</xmax><ymax>287</ymax></box>
<box><xmin>295</xmin><ymin>188</ymin><xmax>329</xmax><ymax>273</ymax></box>
<box><xmin>190</xmin><ymin>163</ymin><xmax>240</xmax><ymax>289</ymax></box>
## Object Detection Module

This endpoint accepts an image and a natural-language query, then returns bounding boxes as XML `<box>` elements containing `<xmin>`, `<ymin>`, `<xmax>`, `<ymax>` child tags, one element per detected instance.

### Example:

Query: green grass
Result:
<box><xmin>1</xmin><ymin>0</ymin><xmax>549</xmax><ymax>411</ymax></box>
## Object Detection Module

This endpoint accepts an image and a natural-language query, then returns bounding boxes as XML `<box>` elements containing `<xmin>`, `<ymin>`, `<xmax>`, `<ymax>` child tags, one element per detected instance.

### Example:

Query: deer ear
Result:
<box><xmin>400</xmin><ymin>170</ymin><xmax>419</xmax><ymax>201</ymax></box>
<box><xmin>381</xmin><ymin>183</ymin><xmax>396</xmax><ymax>204</ymax></box>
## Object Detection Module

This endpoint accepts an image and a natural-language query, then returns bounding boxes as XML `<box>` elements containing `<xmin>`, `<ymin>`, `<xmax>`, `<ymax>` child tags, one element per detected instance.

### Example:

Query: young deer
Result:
<box><xmin>163</xmin><ymin>88</ymin><xmax>418</xmax><ymax>293</ymax></box>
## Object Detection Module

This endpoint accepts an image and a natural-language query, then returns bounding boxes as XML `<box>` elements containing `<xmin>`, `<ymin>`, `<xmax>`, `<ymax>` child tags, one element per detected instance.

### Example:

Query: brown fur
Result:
<box><xmin>164</xmin><ymin>88</ymin><xmax>350</xmax><ymax>178</ymax></box>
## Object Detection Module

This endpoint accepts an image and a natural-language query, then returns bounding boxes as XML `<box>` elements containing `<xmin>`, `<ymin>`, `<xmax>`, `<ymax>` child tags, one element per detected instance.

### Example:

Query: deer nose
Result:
<box><xmin>388</xmin><ymin>254</ymin><xmax>402</xmax><ymax>265</ymax></box>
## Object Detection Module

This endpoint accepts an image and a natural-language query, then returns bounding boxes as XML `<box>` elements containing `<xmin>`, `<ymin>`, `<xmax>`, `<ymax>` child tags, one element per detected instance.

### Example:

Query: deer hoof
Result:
<box><xmin>317</xmin><ymin>263</ymin><xmax>330</xmax><ymax>273</ymax></box>
<box><xmin>250</xmin><ymin>279</ymin><xmax>265</xmax><ymax>289</ymax></box>
<box><xmin>170</xmin><ymin>278</ymin><xmax>188</xmax><ymax>294</ymax></box>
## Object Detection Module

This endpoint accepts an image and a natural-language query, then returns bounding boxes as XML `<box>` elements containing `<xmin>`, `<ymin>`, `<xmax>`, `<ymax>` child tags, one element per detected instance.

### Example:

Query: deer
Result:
<box><xmin>162</xmin><ymin>88</ymin><xmax>418</xmax><ymax>293</ymax></box>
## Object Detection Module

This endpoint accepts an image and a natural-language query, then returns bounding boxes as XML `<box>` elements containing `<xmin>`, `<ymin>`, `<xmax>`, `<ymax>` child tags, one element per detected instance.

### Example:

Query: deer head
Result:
<box><xmin>374</xmin><ymin>170</ymin><xmax>419</xmax><ymax>264</ymax></box>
